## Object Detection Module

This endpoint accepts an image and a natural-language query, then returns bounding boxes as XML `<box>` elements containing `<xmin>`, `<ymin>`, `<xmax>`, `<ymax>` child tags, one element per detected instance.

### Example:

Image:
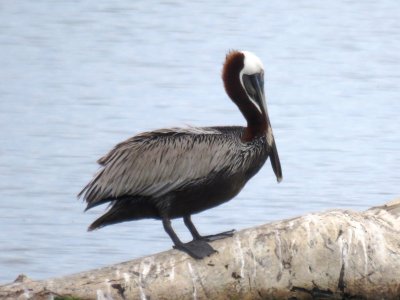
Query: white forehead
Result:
<box><xmin>240</xmin><ymin>51</ymin><xmax>264</xmax><ymax>75</ymax></box>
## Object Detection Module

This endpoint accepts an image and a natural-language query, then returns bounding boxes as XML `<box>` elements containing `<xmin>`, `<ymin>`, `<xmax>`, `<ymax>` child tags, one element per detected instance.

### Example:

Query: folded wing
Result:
<box><xmin>79</xmin><ymin>127</ymin><xmax>242</xmax><ymax>210</ymax></box>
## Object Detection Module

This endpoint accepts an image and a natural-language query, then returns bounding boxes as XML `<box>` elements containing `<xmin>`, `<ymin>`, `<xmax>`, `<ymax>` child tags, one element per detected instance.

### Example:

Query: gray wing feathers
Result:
<box><xmin>79</xmin><ymin>127</ymin><xmax>241</xmax><ymax>207</ymax></box>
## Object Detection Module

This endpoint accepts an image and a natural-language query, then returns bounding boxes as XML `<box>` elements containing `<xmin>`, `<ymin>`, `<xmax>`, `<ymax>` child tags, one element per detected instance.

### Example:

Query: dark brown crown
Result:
<box><xmin>222</xmin><ymin>50</ymin><xmax>246</xmax><ymax>102</ymax></box>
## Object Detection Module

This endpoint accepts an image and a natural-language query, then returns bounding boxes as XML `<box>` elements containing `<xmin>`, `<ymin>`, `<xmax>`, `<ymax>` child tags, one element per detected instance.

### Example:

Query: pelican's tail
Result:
<box><xmin>88</xmin><ymin>197</ymin><xmax>157</xmax><ymax>231</ymax></box>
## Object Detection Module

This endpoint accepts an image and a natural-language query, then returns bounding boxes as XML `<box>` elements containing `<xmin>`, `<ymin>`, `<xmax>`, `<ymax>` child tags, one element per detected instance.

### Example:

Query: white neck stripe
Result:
<box><xmin>239</xmin><ymin>70</ymin><xmax>262</xmax><ymax>114</ymax></box>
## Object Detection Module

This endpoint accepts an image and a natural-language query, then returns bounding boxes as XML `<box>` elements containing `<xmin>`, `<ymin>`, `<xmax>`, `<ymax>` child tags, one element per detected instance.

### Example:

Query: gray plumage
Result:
<box><xmin>79</xmin><ymin>126</ymin><xmax>271</xmax><ymax>212</ymax></box>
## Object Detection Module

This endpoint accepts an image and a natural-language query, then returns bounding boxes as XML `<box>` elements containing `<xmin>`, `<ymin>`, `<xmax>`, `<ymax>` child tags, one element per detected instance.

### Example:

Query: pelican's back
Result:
<box><xmin>79</xmin><ymin>126</ymin><xmax>265</xmax><ymax>212</ymax></box>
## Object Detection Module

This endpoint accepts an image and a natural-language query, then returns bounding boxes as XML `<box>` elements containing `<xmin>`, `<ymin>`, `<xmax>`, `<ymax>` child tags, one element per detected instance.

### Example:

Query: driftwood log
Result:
<box><xmin>1</xmin><ymin>199</ymin><xmax>400</xmax><ymax>300</ymax></box>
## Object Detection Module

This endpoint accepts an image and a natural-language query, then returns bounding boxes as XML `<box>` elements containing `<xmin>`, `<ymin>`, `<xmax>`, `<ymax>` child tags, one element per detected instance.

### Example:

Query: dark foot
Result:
<box><xmin>173</xmin><ymin>240</ymin><xmax>217</xmax><ymax>259</ymax></box>
<box><xmin>200</xmin><ymin>229</ymin><xmax>235</xmax><ymax>242</ymax></box>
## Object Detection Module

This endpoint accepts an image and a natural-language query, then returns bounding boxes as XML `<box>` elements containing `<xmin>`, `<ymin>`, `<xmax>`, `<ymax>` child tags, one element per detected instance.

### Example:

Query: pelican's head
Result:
<box><xmin>222</xmin><ymin>50</ymin><xmax>282</xmax><ymax>182</ymax></box>
<box><xmin>239</xmin><ymin>51</ymin><xmax>266</xmax><ymax>116</ymax></box>
<box><xmin>222</xmin><ymin>50</ymin><xmax>268</xmax><ymax>136</ymax></box>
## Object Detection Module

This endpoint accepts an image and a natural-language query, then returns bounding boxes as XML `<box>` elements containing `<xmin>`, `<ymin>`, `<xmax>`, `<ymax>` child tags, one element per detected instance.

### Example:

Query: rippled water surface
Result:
<box><xmin>0</xmin><ymin>1</ymin><xmax>399</xmax><ymax>283</ymax></box>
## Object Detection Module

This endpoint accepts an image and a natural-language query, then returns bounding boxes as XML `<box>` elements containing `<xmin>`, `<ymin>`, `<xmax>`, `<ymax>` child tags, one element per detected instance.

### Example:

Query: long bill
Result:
<box><xmin>270</xmin><ymin>138</ymin><xmax>282</xmax><ymax>183</ymax></box>
<box><xmin>243</xmin><ymin>73</ymin><xmax>283</xmax><ymax>183</ymax></box>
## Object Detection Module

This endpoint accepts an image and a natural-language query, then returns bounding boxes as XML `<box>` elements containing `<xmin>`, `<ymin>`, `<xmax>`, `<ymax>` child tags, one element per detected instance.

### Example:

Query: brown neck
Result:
<box><xmin>222</xmin><ymin>51</ymin><xmax>267</xmax><ymax>142</ymax></box>
<box><xmin>242</xmin><ymin>121</ymin><xmax>267</xmax><ymax>142</ymax></box>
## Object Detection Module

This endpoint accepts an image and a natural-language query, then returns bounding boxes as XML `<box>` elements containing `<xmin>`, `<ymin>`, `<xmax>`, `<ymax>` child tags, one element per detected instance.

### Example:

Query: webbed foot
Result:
<box><xmin>200</xmin><ymin>229</ymin><xmax>235</xmax><ymax>241</ymax></box>
<box><xmin>173</xmin><ymin>240</ymin><xmax>217</xmax><ymax>259</ymax></box>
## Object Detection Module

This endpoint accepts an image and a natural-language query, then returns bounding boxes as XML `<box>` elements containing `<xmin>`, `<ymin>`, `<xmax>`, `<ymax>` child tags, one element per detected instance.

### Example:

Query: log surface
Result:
<box><xmin>1</xmin><ymin>199</ymin><xmax>400</xmax><ymax>300</ymax></box>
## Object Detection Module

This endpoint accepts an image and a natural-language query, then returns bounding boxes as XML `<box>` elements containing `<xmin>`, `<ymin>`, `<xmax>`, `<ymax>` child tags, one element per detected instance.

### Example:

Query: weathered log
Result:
<box><xmin>1</xmin><ymin>199</ymin><xmax>400</xmax><ymax>300</ymax></box>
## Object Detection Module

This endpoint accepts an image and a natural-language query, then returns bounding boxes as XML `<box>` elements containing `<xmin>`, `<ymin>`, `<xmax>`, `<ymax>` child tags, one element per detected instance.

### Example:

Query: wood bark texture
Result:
<box><xmin>1</xmin><ymin>199</ymin><xmax>400</xmax><ymax>300</ymax></box>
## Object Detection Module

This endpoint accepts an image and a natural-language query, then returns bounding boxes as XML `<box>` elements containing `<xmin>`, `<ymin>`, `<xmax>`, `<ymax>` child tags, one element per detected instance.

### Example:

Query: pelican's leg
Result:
<box><xmin>162</xmin><ymin>217</ymin><xmax>216</xmax><ymax>259</ymax></box>
<box><xmin>183</xmin><ymin>215</ymin><xmax>202</xmax><ymax>240</ymax></box>
<box><xmin>183</xmin><ymin>215</ymin><xmax>235</xmax><ymax>242</ymax></box>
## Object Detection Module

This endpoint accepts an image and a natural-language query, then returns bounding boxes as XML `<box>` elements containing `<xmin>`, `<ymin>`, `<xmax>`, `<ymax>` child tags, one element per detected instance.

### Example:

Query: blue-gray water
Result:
<box><xmin>0</xmin><ymin>1</ymin><xmax>399</xmax><ymax>284</ymax></box>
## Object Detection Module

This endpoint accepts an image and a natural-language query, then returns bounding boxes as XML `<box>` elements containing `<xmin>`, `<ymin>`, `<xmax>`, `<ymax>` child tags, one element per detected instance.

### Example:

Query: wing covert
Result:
<box><xmin>79</xmin><ymin>127</ymin><xmax>242</xmax><ymax>208</ymax></box>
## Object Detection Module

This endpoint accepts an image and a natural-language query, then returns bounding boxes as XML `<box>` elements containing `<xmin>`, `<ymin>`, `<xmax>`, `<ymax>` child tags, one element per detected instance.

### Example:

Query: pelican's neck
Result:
<box><xmin>230</xmin><ymin>83</ymin><xmax>267</xmax><ymax>142</ymax></box>
<box><xmin>242</xmin><ymin>120</ymin><xmax>267</xmax><ymax>142</ymax></box>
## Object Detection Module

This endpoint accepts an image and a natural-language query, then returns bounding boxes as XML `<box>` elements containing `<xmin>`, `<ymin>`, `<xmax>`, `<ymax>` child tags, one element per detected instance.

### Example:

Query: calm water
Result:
<box><xmin>0</xmin><ymin>1</ymin><xmax>399</xmax><ymax>284</ymax></box>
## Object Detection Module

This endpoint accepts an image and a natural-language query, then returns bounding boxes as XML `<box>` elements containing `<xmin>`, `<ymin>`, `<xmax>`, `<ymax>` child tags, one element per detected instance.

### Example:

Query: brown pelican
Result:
<box><xmin>79</xmin><ymin>50</ymin><xmax>282</xmax><ymax>259</ymax></box>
